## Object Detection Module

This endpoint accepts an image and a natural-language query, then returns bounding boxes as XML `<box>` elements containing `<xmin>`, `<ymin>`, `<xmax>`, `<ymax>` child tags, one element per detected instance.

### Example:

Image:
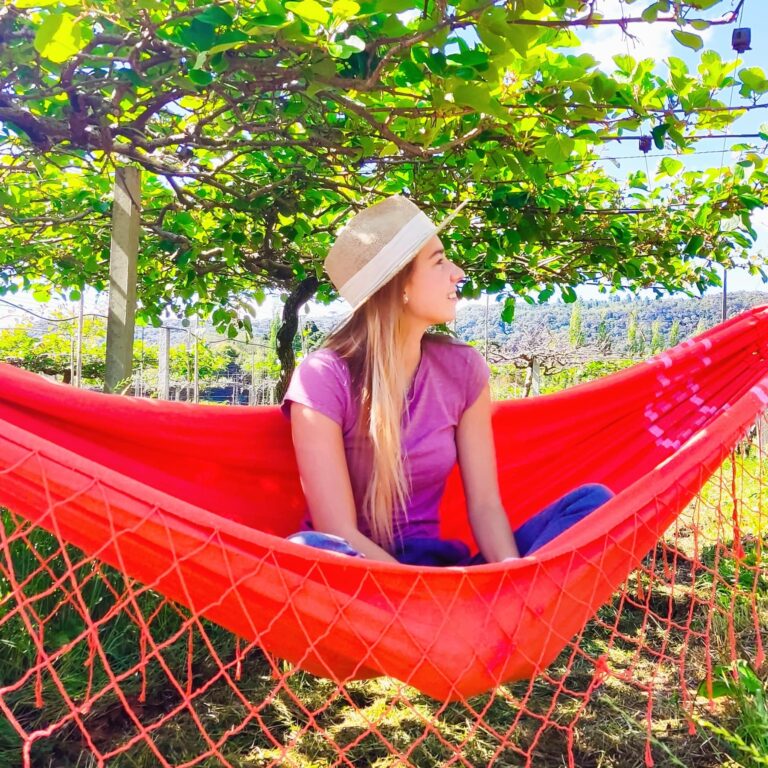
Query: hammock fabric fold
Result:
<box><xmin>1</xmin><ymin>307</ymin><xmax>767</xmax><ymax>701</ymax></box>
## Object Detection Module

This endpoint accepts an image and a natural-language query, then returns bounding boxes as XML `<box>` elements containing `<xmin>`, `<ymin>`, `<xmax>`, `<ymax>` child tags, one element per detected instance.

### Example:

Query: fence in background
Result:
<box><xmin>0</xmin><ymin>298</ymin><xmax>287</xmax><ymax>404</ymax></box>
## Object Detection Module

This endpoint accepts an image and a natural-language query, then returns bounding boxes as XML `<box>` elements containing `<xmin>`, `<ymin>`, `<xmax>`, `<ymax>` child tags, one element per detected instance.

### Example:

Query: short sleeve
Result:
<box><xmin>280</xmin><ymin>349</ymin><xmax>351</xmax><ymax>428</ymax></box>
<box><xmin>464</xmin><ymin>345</ymin><xmax>491</xmax><ymax>410</ymax></box>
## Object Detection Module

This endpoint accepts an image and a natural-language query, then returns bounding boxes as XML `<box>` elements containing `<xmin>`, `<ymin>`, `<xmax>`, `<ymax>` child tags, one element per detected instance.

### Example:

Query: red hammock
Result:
<box><xmin>0</xmin><ymin>307</ymin><xmax>767</xmax><ymax>701</ymax></box>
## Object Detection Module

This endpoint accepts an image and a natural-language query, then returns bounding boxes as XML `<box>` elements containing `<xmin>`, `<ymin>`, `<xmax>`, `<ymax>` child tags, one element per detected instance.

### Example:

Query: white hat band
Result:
<box><xmin>338</xmin><ymin>211</ymin><xmax>436</xmax><ymax>306</ymax></box>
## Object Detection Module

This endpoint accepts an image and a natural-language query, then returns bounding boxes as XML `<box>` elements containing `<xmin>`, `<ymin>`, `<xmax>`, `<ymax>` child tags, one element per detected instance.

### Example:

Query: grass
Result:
<box><xmin>0</xmin><ymin>449</ymin><xmax>766</xmax><ymax>766</ymax></box>
<box><xmin>694</xmin><ymin>660</ymin><xmax>768</xmax><ymax>768</ymax></box>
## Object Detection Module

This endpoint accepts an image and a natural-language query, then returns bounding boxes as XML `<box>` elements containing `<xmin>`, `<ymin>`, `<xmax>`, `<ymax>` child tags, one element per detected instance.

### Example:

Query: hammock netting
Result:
<box><xmin>0</xmin><ymin>308</ymin><xmax>766</xmax><ymax>766</ymax></box>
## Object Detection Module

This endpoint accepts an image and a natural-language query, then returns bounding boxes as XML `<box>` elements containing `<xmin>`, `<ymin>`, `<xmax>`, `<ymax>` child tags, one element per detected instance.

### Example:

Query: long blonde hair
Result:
<box><xmin>322</xmin><ymin>264</ymin><xmax>417</xmax><ymax>550</ymax></box>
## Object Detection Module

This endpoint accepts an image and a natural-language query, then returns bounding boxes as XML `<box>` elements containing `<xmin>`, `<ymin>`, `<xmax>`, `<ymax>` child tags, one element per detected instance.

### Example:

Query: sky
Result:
<box><xmin>2</xmin><ymin>0</ymin><xmax>766</xmax><ymax>328</ymax></box>
<box><xmin>574</xmin><ymin>0</ymin><xmax>767</xmax><ymax>298</ymax></box>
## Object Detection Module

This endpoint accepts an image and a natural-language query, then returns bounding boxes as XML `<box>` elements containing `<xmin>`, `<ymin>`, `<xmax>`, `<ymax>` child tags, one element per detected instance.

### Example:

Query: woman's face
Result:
<box><xmin>401</xmin><ymin>235</ymin><xmax>465</xmax><ymax>326</ymax></box>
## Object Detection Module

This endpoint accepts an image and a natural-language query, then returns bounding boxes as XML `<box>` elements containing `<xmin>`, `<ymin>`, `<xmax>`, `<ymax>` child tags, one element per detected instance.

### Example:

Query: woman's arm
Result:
<box><xmin>456</xmin><ymin>384</ymin><xmax>519</xmax><ymax>562</ymax></box>
<box><xmin>290</xmin><ymin>402</ymin><xmax>398</xmax><ymax>563</ymax></box>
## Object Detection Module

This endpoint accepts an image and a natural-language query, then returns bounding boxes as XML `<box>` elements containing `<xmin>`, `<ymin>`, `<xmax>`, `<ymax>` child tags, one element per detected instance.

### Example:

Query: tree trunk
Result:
<box><xmin>276</xmin><ymin>276</ymin><xmax>318</xmax><ymax>401</ymax></box>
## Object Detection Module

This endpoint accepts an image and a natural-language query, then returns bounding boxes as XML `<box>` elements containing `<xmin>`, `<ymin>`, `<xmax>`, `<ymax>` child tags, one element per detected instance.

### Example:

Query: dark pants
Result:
<box><xmin>287</xmin><ymin>484</ymin><xmax>614</xmax><ymax>566</ymax></box>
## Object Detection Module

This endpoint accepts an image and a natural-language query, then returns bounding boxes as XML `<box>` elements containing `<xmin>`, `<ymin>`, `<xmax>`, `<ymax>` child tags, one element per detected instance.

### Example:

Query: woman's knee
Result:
<box><xmin>579</xmin><ymin>483</ymin><xmax>614</xmax><ymax>505</ymax></box>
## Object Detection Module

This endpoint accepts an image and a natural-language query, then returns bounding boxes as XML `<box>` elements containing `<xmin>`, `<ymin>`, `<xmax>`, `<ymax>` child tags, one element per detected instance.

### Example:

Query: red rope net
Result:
<box><xmin>0</xmin><ymin>422</ymin><xmax>766</xmax><ymax>766</ymax></box>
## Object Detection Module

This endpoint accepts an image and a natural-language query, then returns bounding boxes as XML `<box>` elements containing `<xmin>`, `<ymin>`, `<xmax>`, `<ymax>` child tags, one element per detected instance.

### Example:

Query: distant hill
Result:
<box><xmin>260</xmin><ymin>291</ymin><xmax>768</xmax><ymax>353</ymax></box>
<box><xmin>453</xmin><ymin>291</ymin><xmax>768</xmax><ymax>351</ymax></box>
<box><xmin>8</xmin><ymin>291</ymin><xmax>767</xmax><ymax>354</ymax></box>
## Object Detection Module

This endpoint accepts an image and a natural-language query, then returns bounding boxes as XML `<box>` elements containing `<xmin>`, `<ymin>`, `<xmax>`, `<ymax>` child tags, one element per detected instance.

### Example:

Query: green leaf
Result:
<box><xmin>501</xmin><ymin>296</ymin><xmax>515</xmax><ymax>323</ymax></box>
<box><xmin>651</xmin><ymin>123</ymin><xmax>669</xmax><ymax>150</ymax></box>
<box><xmin>398</xmin><ymin>59</ymin><xmax>424</xmax><ymax>84</ymax></box>
<box><xmin>207</xmin><ymin>30</ymin><xmax>250</xmax><ymax>55</ymax></box>
<box><xmin>286</xmin><ymin>0</ymin><xmax>330</xmax><ymax>26</ymax></box>
<box><xmin>425</xmin><ymin>51</ymin><xmax>447</xmax><ymax>76</ymax></box>
<box><xmin>671</xmin><ymin>29</ymin><xmax>703</xmax><ymax>51</ymax></box>
<box><xmin>328</xmin><ymin>35</ymin><xmax>366</xmax><ymax>59</ymax></box>
<box><xmin>195</xmin><ymin>6</ymin><xmax>234</xmax><ymax>27</ymax></box>
<box><xmin>658</xmin><ymin>157</ymin><xmax>683</xmax><ymax>176</ymax></box>
<box><xmin>32</xmin><ymin>285</ymin><xmax>51</xmax><ymax>302</ymax></box>
<box><xmin>734</xmin><ymin>662</ymin><xmax>763</xmax><ymax>695</ymax></box>
<box><xmin>641</xmin><ymin>2</ymin><xmax>663</xmax><ymax>22</ymax></box>
<box><xmin>378</xmin><ymin>141</ymin><xmax>399</xmax><ymax>157</ymax></box>
<box><xmin>178</xmin><ymin>20</ymin><xmax>216</xmax><ymax>51</ymax></box>
<box><xmin>452</xmin><ymin>83</ymin><xmax>493</xmax><ymax>112</ymax></box>
<box><xmin>370</xmin><ymin>0</ymin><xmax>413</xmax><ymax>11</ymax></box>
<box><xmin>447</xmin><ymin>48</ymin><xmax>489</xmax><ymax>69</ymax></box>
<box><xmin>244</xmin><ymin>13</ymin><xmax>289</xmax><ymax>32</ymax></box>
<box><xmin>543</xmin><ymin>135</ymin><xmax>574</xmax><ymax>163</ymax></box>
<box><xmin>738</xmin><ymin>193</ymin><xmax>763</xmax><ymax>210</ymax></box>
<box><xmin>34</xmin><ymin>12</ymin><xmax>88</xmax><ymax>63</ymax></box>
<box><xmin>188</xmin><ymin>69</ymin><xmax>213</xmax><ymax>86</ymax></box>
<box><xmin>561</xmin><ymin>286</ymin><xmax>577</xmax><ymax>303</ymax></box>
<box><xmin>613</xmin><ymin>54</ymin><xmax>635</xmax><ymax>75</ymax></box>
<box><xmin>739</xmin><ymin>67</ymin><xmax>768</xmax><ymax>96</ymax></box>
<box><xmin>684</xmin><ymin>234</ymin><xmax>705</xmax><ymax>255</ymax></box>
<box><xmin>15</xmin><ymin>0</ymin><xmax>79</xmax><ymax>6</ymax></box>
<box><xmin>504</xmin><ymin>25</ymin><xmax>533</xmax><ymax>57</ymax></box>
<box><xmin>331</xmin><ymin>0</ymin><xmax>361</xmax><ymax>18</ymax></box>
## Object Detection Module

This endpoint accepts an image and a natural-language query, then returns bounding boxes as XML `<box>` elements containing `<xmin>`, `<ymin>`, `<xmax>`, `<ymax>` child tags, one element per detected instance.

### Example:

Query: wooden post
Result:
<box><xmin>104</xmin><ymin>167</ymin><xmax>140</xmax><ymax>393</ymax></box>
<box><xmin>158</xmin><ymin>327</ymin><xmax>171</xmax><ymax>400</ymax></box>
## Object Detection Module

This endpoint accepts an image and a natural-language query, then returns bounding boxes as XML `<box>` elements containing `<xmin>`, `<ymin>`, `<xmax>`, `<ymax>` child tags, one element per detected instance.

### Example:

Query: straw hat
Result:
<box><xmin>325</xmin><ymin>195</ymin><xmax>468</xmax><ymax>311</ymax></box>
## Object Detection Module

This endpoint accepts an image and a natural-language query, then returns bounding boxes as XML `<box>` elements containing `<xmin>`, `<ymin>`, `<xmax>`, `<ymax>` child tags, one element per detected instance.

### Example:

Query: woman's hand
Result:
<box><xmin>456</xmin><ymin>383</ymin><xmax>520</xmax><ymax>562</ymax></box>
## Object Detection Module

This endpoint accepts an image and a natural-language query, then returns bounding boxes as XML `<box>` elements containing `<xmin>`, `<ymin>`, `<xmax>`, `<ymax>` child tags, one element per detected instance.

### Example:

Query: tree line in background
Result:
<box><xmin>456</xmin><ymin>289</ymin><xmax>767</xmax><ymax>349</ymax></box>
<box><xmin>3</xmin><ymin>290</ymin><xmax>762</xmax><ymax>400</ymax></box>
<box><xmin>0</xmin><ymin>308</ymin><xmax>326</xmax><ymax>401</ymax></box>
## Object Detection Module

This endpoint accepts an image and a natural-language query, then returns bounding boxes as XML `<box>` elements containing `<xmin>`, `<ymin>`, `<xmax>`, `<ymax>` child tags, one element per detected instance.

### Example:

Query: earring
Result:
<box><xmin>403</xmin><ymin>292</ymin><xmax>409</xmax><ymax>304</ymax></box>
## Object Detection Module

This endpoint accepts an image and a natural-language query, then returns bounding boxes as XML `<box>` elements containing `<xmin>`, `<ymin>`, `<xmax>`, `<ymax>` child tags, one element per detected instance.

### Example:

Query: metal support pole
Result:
<box><xmin>193</xmin><ymin>330</ymin><xmax>199</xmax><ymax>403</ymax></box>
<box><xmin>250</xmin><ymin>351</ymin><xmax>256</xmax><ymax>405</ymax></box>
<box><xmin>69</xmin><ymin>334</ymin><xmax>75</xmax><ymax>386</ymax></box>
<box><xmin>158</xmin><ymin>327</ymin><xmax>170</xmax><ymax>400</ymax></box>
<box><xmin>138</xmin><ymin>327</ymin><xmax>144</xmax><ymax>397</ymax></box>
<box><xmin>76</xmin><ymin>293</ymin><xmax>84</xmax><ymax>388</ymax></box>
<box><xmin>722</xmin><ymin>267</ymin><xmax>728</xmax><ymax>322</ymax></box>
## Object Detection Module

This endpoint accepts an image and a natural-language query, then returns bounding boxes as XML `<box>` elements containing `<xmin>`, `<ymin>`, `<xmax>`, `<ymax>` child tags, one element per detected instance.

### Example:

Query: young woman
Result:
<box><xmin>281</xmin><ymin>195</ymin><xmax>612</xmax><ymax>565</ymax></box>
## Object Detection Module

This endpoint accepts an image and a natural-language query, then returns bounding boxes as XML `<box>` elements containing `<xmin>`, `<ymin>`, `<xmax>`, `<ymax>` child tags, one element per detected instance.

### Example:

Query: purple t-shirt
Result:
<box><xmin>280</xmin><ymin>335</ymin><xmax>490</xmax><ymax>543</ymax></box>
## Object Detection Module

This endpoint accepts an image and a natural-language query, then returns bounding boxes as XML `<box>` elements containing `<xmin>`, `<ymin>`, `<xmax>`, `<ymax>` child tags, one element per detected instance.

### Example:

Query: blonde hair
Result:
<box><xmin>322</xmin><ymin>264</ymin><xmax>416</xmax><ymax>550</ymax></box>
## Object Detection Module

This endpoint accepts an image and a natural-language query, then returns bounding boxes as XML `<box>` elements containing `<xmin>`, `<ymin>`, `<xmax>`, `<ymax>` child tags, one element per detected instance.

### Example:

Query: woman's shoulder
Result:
<box><xmin>281</xmin><ymin>346</ymin><xmax>352</xmax><ymax>422</ymax></box>
<box><xmin>296</xmin><ymin>346</ymin><xmax>348</xmax><ymax>374</ymax></box>
<box><xmin>292</xmin><ymin>346</ymin><xmax>353</xmax><ymax>392</ymax></box>
<box><xmin>422</xmin><ymin>334</ymin><xmax>490</xmax><ymax>407</ymax></box>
